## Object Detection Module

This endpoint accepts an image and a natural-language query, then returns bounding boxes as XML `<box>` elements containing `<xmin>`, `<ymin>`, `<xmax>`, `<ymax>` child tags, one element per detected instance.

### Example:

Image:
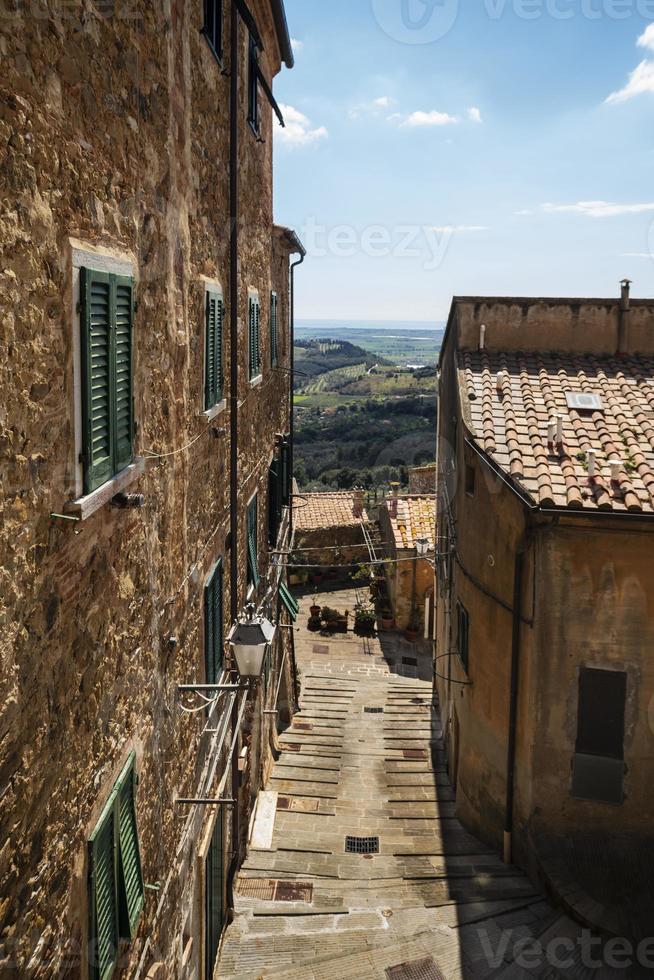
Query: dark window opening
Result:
<box><xmin>203</xmin><ymin>0</ymin><xmax>223</xmax><ymax>61</ymax></box>
<box><xmin>248</xmin><ymin>35</ymin><xmax>260</xmax><ymax>134</ymax></box>
<box><xmin>465</xmin><ymin>464</ymin><xmax>476</xmax><ymax>496</ymax></box>
<box><xmin>572</xmin><ymin>668</ymin><xmax>627</xmax><ymax>805</ymax></box>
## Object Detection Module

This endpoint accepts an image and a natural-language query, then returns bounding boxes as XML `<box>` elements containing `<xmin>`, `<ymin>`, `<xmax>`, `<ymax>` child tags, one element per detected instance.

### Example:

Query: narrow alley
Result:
<box><xmin>218</xmin><ymin>589</ymin><xmax>592</xmax><ymax>980</ymax></box>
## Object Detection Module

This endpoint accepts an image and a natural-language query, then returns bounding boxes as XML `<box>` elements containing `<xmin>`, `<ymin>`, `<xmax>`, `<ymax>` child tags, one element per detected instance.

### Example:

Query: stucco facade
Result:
<box><xmin>0</xmin><ymin>2</ymin><xmax>301</xmax><ymax>977</ymax></box>
<box><xmin>435</xmin><ymin>294</ymin><xmax>654</xmax><ymax>897</ymax></box>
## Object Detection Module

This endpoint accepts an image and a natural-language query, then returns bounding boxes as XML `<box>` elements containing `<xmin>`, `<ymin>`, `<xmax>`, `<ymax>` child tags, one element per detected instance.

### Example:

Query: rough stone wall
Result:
<box><xmin>0</xmin><ymin>2</ymin><xmax>295</xmax><ymax>976</ymax></box>
<box><xmin>408</xmin><ymin>464</ymin><xmax>436</xmax><ymax>494</ymax></box>
<box><xmin>291</xmin><ymin>526</ymin><xmax>370</xmax><ymax>579</ymax></box>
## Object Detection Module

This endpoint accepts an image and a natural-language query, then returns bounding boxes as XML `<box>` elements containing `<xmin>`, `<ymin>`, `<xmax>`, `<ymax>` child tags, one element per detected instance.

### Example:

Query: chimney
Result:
<box><xmin>479</xmin><ymin>323</ymin><xmax>486</xmax><ymax>350</ymax></box>
<box><xmin>618</xmin><ymin>278</ymin><xmax>632</xmax><ymax>356</ymax></box>
<box><xmin>388</xmin><ymin>482</ymin><xmax>400</xmax><ymax>518</ymax></box>
<box><xmin>352</xmin><ymin>487</ymin><xmax>364</xmax><ymax>519</ymax></box>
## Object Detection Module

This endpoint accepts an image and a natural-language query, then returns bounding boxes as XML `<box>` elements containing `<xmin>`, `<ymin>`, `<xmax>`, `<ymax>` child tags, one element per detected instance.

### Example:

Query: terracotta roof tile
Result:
<box><xmin>385</xmin><ymin>495</ymin><xmax>436</xmax><ymax>551</ymax></box>
<box><xmin>460</xmin><ymin>351</ymin><xmax>654</xmax><ymax>514</ymax></box>
<box><xmin>293</xmin><ymin>492</ymin><xmax>368</xmax><ymax>531</ymax></box>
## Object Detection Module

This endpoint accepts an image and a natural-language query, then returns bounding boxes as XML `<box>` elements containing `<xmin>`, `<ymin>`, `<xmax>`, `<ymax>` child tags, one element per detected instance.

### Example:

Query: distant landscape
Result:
<box><xmin>293</xmin><ymin>321</ymin><xmax>443</xmax><ymax>494</ymax></box>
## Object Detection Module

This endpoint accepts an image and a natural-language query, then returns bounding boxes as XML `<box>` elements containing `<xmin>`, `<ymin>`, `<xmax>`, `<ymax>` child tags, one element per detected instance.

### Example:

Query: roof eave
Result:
<box><xmin>270</xmin><ymin>0</ymin><xmax>294</xmax><ymax>68</ymax></box>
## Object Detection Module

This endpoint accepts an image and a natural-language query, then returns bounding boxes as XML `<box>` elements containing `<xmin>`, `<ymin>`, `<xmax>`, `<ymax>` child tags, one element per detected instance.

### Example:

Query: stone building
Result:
<box><xmin>378</xmin><ymin>491</ymin><xmax>435</xmax><ymax>633</ymax></box>
<box><xmin>0</xmin><ymin>2</ymin><xmax>304</xmax><ymax>978</ymax></box>
<box><xmin>435</xmin><ymin>288</ymin><xmax>654</xmax><ymax>933</ymax></box>
<box><xmin>290</xmin><ymin>491</ymin><xmax>371</xmax><ymax>583</ymax></box>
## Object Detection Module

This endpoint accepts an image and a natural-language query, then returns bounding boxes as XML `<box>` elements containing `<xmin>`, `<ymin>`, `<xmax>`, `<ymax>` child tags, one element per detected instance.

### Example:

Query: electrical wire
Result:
<box><xmin>143</xmin><ymin>430</ymin><xmax>208</xmax><ymax>459</ymax></box>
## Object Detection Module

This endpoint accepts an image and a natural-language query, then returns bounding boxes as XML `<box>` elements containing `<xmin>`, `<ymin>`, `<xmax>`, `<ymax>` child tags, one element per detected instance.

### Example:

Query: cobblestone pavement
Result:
<box><xmin>218</xmin><ymin>589</ymin><xmax>638</xmax><ymax>979</ymax></box>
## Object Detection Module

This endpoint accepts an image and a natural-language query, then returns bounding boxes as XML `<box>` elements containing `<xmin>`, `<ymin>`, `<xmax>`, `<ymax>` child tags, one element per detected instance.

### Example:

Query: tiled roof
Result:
<box><xmin>386</xmin><ymin>495</ymin><xmax>436</xmax><ymax>551</ymax></box>
<box><xmin>293</xmin><ymin>492</ymin><xmax>368</xmax><ymax>531</ymax></box>
<box><xmin>460</xmin><ymin>350</ymin><xmax>654</xmax><ymax>513</ymax></box>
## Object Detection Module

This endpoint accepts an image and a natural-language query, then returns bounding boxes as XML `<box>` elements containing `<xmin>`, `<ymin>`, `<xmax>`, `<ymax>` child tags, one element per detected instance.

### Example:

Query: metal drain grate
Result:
<box><xmin>313</xmin><ymin>643</ymin><xmax>330</xmax><ymax>655</ymax></box>
<box><xmin>294</xmin><ymin>723</ymin><xmax>314</xmax><ymax>732</ymax></box>
<box><xmin>237</xmin><ymin>878</ymin><xmax>276</xmax><ymax>901</ymax></box>
<box><xmin>345</xmin><ymin>835</ymin><xmax>379</xmax><ymax>854</ymax></box>
<box><xmin>277</xmin><ymin>796</ymin><xmax>320</xmax><ymax>813</ymax></box>
<box><xmin>386</xmin><ymin>957</ymin><xmax>445</xmax><ymax>980</ymax></box>
<box><xmin>403</xmin><ymin>749</ymin><xmax>428</xmax><ymax>760</ymax></box>
<box><xmin>275</xmin><ymin>881</ymin><xmax>314</xmax><ymax>902</ymax></box>
<box><xmin>364</xmin><ymin>707</ymin><xmax>384</xmax><ymax>714</ymax></box>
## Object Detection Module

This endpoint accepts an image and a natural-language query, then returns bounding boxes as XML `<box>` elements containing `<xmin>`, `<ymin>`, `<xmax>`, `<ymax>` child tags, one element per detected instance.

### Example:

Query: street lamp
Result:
<box><xmin>227</xmin><ymin>603</ymin><xmax>275</xmax><ymax>679</ymax></box>
<box><xmin>415</xmin><ymin>537</ymin><xmax>431</xmax><ymax>558</ymax></box>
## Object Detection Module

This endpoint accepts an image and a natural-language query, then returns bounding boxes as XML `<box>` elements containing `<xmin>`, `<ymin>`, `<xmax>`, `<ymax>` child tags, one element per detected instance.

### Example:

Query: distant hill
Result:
<box><xmin>294</xmin><ymin>339</ymin><xmax>390</xmax><ymax>389</ymax></box>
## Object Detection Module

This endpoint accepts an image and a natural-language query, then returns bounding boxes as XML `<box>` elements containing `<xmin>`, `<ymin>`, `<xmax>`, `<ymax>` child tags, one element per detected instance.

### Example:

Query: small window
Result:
<box><xmin>465</xmin><ymin>464</ymin><xmax>476</xmax><ymax>496</ymax></box>
<box><xmin>204</xmin><ymin>290</ymin><xmax>224</xmax><ymax>411</ymax></box>
<box><xmin>248</xmin><ymin>295</ymin><xmax>261</xmax><ymax>380</ymax></box>
<box><xmin>88</xmin><ymin>753</ymin><xmax>144</xmax><ymax>980</ymax></box>
<box><xmin>248</xmin><ymin>35</ymin><xmax>259</xmax><ymax>134</ymax></box>
<box><xmin>270</xmin><ymin>291</ymin><xmax>278</xmax><ymax>368</ymax></box>
<box><xmin>80</xmin><ymin>268</ymin><xmax>135</xmax><ymax>494</ymax></box>
<box><xmin>203</xmin><ymin>0</ymin><xmax>223</xmax><ymax>61</ymax></box>
<box><xmin>247</xmin><ymin>495</ymin><xmax>260</xmax><ymax>589</ymax></box>
<box><xmin>204</xmin><ymin>560</ymin><xmax>223</xmax><ymax>684</ymax></box>
<box><xmin>456</xmin><ymin>601</ymin><xmax>469</xmax><ymax>673</ymax></box>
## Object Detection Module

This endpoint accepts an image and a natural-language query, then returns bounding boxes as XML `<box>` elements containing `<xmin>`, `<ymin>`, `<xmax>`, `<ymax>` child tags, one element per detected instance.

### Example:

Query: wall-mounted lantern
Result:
<box><xmin>227</xmin><ymin>603</ymin><xmax>275</xmax><ymax>678</ymax></box>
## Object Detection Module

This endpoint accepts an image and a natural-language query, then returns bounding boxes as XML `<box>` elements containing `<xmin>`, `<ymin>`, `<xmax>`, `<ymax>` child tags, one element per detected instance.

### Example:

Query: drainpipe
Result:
<box><xmin>288</xmin><ymin>246</ymin><xmax>305</xmax><ymax>536</ymax></box>
<box><xmin>227</xmin><ymin>0</ymin><xmax>240</xmax><ymax>915</ymax></box>
<box><xmin>504</xmin><ymin>516</ymin><xmax>536</xmax><ymax>865</ymax></box>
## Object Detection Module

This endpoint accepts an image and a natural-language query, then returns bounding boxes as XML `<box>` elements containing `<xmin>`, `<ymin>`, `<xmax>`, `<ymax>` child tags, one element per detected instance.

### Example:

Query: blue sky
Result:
<box><xmin>273</xmin><ymin>1</ymin><xmax>654</xmax><ymax>322</ymax></box>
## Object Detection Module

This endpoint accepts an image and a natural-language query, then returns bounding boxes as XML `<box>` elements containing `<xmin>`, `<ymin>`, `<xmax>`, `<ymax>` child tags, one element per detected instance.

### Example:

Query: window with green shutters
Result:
<box><xmin>268</xmin><ymin>458</ymin><xmax>282</xmax><ymax>546</ymax></box>
<box><xmin>280</xmin><ymin>433</ymin><xmax>291</xmax><ymax>507</ymax></box>
<box><xmin>205</xmin><ymin>291</ymin><xmax>224</xmax><ymax>411</ymax></box>
<box><xmin>270</xmin><ymin>291</ymin><xmax>278</xmax><ymax>368</ymax></box>
<box><xmin>247</xmin><ymin>495</ymin><xmax>260</xmax><ymax>589</ymax></box>
<box><xmin>457</xmin><ymin>601</ymin><xmax>470</xmax><ymax>673</ymax></box>
<box><xmin>88</xmin><ymin>752</ymin><xmax>144</xmax><ymax>980</ymax></box>
<box><xmin>248</xmin><ymin>296</ymin><xmax>261</xmax><ymax>380</ymax></box>
<box><xmin>81</xmin><ymin>267</ymin><xmax>135</xmax><ymax>495</ymax></box>
<box><xmin>204</xmin><ymin>560</ymin><xmax>223</xmax><ymax>685</ymax></box>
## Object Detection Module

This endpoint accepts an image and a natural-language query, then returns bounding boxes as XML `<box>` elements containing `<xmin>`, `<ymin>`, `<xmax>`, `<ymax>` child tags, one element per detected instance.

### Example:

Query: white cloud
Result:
<box><xmin>637</xmin><ymin>24</ymin><xmax>654</xmax><ymax>51</ymax></box>
<box><xmin>276</xmin><ymin>105</ymin><xmax>328</xmax><ymax>147</ymax></box>
<box><xmin>542</xmin><ymin>200</ymin><xmax>654</xmax><ymax>218</ymax></box>
<box><xmin>622</xmin><ymin>252</ymin><xmax>653</xmax><ymax>258</ymax></box>
<box><xmin>468</xmin><ymin>106</ymin><xmax>483</xmax><ymax>123</ymax></box>
<box><xmin>373</xmin><ymin>96</ymin><xmax>395</xmax><ymax>108</ymax></box>
<box><xmin>606</xmin><ymin>59</ymin><xmax>654</xmax><ymax>104</ymax></box>
<box><xmin>291</xmin><ymin>38</ymin><xmax>303</xmax><ymax>54</ymax></box>
<box><xmin>515</xmin><ymin>209</ymin><xmax>534</xmax><ymax>216</ymax></box>
<box><xmin>402</xmin><ymin>110</ymin><xmax>459</xmax><ymax>127</ymax></box>
<box><xmin>429</xmin><ymin>225</ymin><xmax>488</xmax><ymax>233</ymax></box>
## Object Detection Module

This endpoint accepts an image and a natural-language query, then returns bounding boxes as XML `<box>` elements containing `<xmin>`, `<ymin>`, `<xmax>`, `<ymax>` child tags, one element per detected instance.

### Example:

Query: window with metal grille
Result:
<box><xmin>204</xmin><ymin>560</ymin><xmax>223</xmax><ymax>685</ymax></box>
<box><xmin>345</xmin><ymin>836</ymin><xmax>379</xmax><ymax>854</ymax></box>
<box><xmin>247</xmin><ymin>495</ymin><xmax>260</xmax><ymax>589</ymax></box>
<box><xmin>203</xmin><ymin>0</ymin><xmax>223</xmax><ymax>61</ymax></box>
<box><xmin>248</xmin><ymin>295</ymin><xmax>261</xmax><ymax>380</ymax></box>
<box><xmin>572</xmin><ymin>668</ymin><xmax>627</xmax><ymax>805</ymax></box>
<box><xmin>456</xmin><ymin>601</ymin><xmax>469</xmax><ymax>673</ymax></box>
<box><xmin>80</xmin><ymin>268</ymin><xmax>135</xmax><ymax>494</ymax></box>
<box><xmin>248</xmin><ymin>35</ymin><xmax>260</xmax><ymax>134</ymax></box>
<box><xmin>88</xmin><ymin>753</ymin><xmax>144</xmax><ymax>980</ymax></box>
<box><xmin>204</xmin><ymin>290</ymin><xmax>224</xmax><ymax>411</ymax></box>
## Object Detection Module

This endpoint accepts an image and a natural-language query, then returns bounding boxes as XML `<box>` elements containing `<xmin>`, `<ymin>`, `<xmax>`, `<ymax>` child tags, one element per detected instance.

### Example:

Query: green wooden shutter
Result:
<box><xmin>279</xmin><ymin>582</ymin><xmax>299</xmax><ymax>622</ymax></box>
<box><xmin>205</xmin><ymin>561</ymin><xmax>223</xmax><ymax>683</ymax></box>
<box><xmin>270</xmin><ymin>292</ymin><xmax>278</xmax><ymax>367</ymax></box>
<box><xmin>81</xmin><ymin>269</ymin><xmax>114</xmax><ymax>494</ymax></box>
<box><xmin>115</xmin><ymin>753</ymin><xmax>144</xmax><ymax>940</ymax></box>
<box><xmin>205</xmin><ymin>293</ymin><xmax>223</xmax><ymax>409</ymax></box>
<box><xmin>88</xmin><ymin>792</ymin><xmax>119</xmax><ymax>980</ymax></box>
<box><xmin>247</xmin><ymin>497</ymin><xmax>260</xmax><ymax>587</ymax></box>
<box><xmin>254</xmin><ymin>300</ymin><xmax>261</xmax><ymax>377</ymax></box>
<box><xmin>114</xmin><ymin>276</ymin><xmax>134</xmax><ymax>473</ymax></box>
<box><xmin>268</xmin><ymin>459</ymin><xmax>281</xmax><ymax>545</ymax></box>
<box><xmin>205</xmin><ymin>809</ymin><xmax>224</xmax><ymax>978</ymax></box>
<box><xmin>248</xmin><ymin>298</ymin><xmax>255</xmax><ymax>379</ymax></box>
<box><xmin>281</xmin><ymin>434</ymin><xmax>291</xmax><ymax>507</ymax></box>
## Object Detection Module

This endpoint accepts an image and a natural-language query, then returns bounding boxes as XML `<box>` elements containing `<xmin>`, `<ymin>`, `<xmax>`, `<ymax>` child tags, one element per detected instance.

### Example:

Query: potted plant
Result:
<box><xmin>380</xmin><ymin>606</ymin><xmax>395</xmax><ymax>631</ymax></box>
<box><xmin>309</xmin><ymin>593</ymin><xmax>321</xmax><ymax>619</ymax></box>
<box><xmin>335</xmin><ymin>609</ymin><xmax>350</xmax><ymax>633</ymax></box>
<box><xmin>405</xmin><ymin>607</ymin><xmax>421</xmax><ymax>642</ymax></box>
<box><xmin>354</xmin><ymin>603</ymin><xmax>376</xmax><ymax>636</ymax></box>
<box><xmin>320</xmin><ymin>606</ymin><xmax>341</xmax><ymax>633</ymax></box>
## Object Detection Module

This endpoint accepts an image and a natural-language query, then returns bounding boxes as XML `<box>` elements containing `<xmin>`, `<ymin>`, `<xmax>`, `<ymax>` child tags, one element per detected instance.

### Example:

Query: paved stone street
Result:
<box><xmin>218</xmin><ymin>589</ymin><xmax>629</xmax><ymax>980</ymax></box>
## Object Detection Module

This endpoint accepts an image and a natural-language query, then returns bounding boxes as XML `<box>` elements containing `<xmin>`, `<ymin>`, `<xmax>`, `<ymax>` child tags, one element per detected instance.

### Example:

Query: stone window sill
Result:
<box><xmin>250</xmin><ymin>374</ymin><xmax>263</xmax><ymax>389</ymax></box>
<box><xmin>200</xmin><ymin>399</ymin><xmax>227</xmax><ymax>423</ymax></box>
<box><xmin>65</xmin><ymin>458</ymin><xmax>146</xmax><ymax>521</ymax></box>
